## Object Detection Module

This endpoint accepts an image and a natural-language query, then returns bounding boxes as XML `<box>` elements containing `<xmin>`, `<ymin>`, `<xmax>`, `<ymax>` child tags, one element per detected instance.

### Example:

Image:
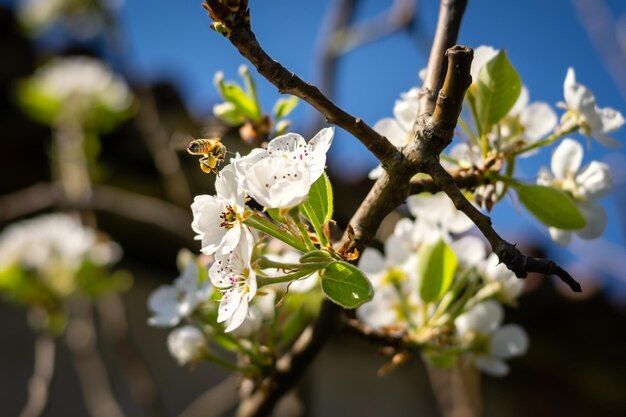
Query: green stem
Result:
<box><xmin>496</xmin><ymin>156</ymin><xmax>516</xmax><ymax>201</ymax></box>
<box><xmin>300</xmin><ymin>205</ymin><xmax>328</xmax><ymax>247</ymax></box>
<box><xmin>256</xmin><ymin>269</ymin><xmax>316</xmax><ymax>287</ymax></box>
<box><xmin>290</xmin><ymin>212</ymin><xmax>316</xmax><ymax>251</ymax></box>
<box><xmin>256</xmin><ymin>257</ymin><xmax>330</xmax><ymax>272</ymax></box>
<box><xmin>244</xmin><ymin>214</ymin><xmax>307</xmax><ymax>252</ymax></box>
<box><xmin>458</xmin><ymin>117</ymin><xmax>480</xmax><ymax>147</ymax></box>
<box><xmin>515</xmin><ymin>125</ymin><xmax>578</xmax><ymax>155</ymax></box>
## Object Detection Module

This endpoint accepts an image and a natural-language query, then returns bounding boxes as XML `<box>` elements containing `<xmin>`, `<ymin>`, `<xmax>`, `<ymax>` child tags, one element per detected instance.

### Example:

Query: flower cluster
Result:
<box><xmin>18</xmin><ymin>56</ymin><xmax>133</xmax><ymax>128</ymax></box>
<box><xmin>356</xmin><ymin>193</ymin><xmax>527</xmax><ymax>376</ymax></box>
<box><xmin>150</xmin><ymin>127</ymin><xmax>334</xmax><ymax>348</ymax></box>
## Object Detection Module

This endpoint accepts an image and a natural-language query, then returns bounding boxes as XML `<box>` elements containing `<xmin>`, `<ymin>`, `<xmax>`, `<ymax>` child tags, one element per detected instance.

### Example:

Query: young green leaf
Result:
<box><xmin>300</xmin><ymin>173</ymin><xmax>333</xmax><ymax>245</ymax></box>
<box><xmin>416</xmin><ymin>239</ymin><xmax>458</xmax><ymax>303</ymax></box>
<box><xmin>273</xmin><ymin>96</ymin><xmax>299</xmax><ymax>120</ymax></box>
<box><xmin>475</xmin><ymin>50</ymin><xmax>522</xmax><ymax>135</ymax></box>
<box><xmin>320</xmin><ymin>261</ymin><xmax>373</xmax><ymax>309</ymax></box>
<box><xmin>514</xmin><ymin>184</ymin><xmax>586</xmax><ymax>230</ymax></box>
<box><xmin>218</xmin><ymin>82</ymin><xmax>260</xmax><ymax>121</ymax></box>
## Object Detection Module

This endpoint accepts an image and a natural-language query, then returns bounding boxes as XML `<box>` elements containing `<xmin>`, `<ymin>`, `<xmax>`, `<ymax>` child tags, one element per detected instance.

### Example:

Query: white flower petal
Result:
<box><xmin>549</xmin><ymin>227</ymin><xmax>572</xmax><ymax>246</ymax></box>
<box><xmin>551</xmin><ymin>138</ymin><xmax>583</xmax><ymax>179</ymax></box>
<box><xmin>393</xmin><ymin>87</ymin><xmax>420</xmax><ymax>132</ymax></box>
<box><xmin>244</xmin><ymin>158</ymin><xmax>310</xmax><ymax>208</ymax></box>
<box><xmin>593</xmin><ymin>131</ymin><xmax>622</xmax><ymax>148</ymax></box>
<box><xmin>520</xmin><ymin>102</ymin><xmax>557</xmax><ymax>142</ymax></box>
<box><xmin>576</xmin><ymin>202</ymin><xmax>607</xmax><ymax>240</ymax></box>
<box><xmin>475</xmin><ymin>355</ymin><xmax>509</xmax><ymax>377</ymax></box>
<box><xmin>576</xmin><ymin>161</ymin><xmax>611</xmax><ymax>200</ymax></box>
<box><xmin>359</xmin><ymin>248</ymin><xmax>386</xmax><ymax>275</ymax></box>
<box><xmin>470</xmin><ymin>46</ymin><xmax>498</xmax><ymax>82</ymax></box>
<box><xmin>490</xmin><ymin>324</ymin><xmax>529</xmax><ymax>359</ymax></box>
<box><xmin>509</xmin><ymin>85</ymin><xmax>529</xmax><ymax>116</ymax></box>
<box><xmin>373</xmin><ymin>118</ymin><xmax>407</xmax><ymax>147</ymax></box>
<box><xmin>217</xmin><ymin>288</ymin><xmax>243</xmax><ymax>323</ymax></box>
<box><xmin>167</xmin><ymin>326</ymin><xmax>205</xmax><ymax>365</ymax></box>
<box><xmin>451</xmin><ymin>235</ymin><xmax>486</xmax><ymax>268</ymax></box>
<box><xmin>267</xmin><ymin>132</ymin><xmax>307</xmax><ymax>155</ymax></box>
<box><xmin>368</xmin><ymin>164</ymin><xmax>384</xmax><ymax>180</ymax></box>
<box><xmin>455</xmin><ymin>300</ymin><xmax>504</xmax><ymax>336</ymax></box>
<box><xmin>224</xmin><ymin>295</ymin><xmax>250</xmax><ymax>332</ymax></box>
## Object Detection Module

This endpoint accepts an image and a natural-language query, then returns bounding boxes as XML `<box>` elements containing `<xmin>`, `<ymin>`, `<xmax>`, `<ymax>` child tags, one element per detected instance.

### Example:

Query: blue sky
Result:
<box><xmin>6</xmin><ymin>0</ymin><xmax>626</xmax><ymax>295</ymax></box>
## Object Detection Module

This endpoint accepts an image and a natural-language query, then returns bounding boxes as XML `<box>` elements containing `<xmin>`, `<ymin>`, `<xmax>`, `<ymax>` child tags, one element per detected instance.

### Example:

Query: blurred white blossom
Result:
<box><xmin>167</xmin><ymin>325</ymin><xmax>206</xmax><ymax>365</ymax></box>
<box><xmin>147</xmin><ymin>261</ymin><xmax>210</xmax><ymax>328</ymax></box>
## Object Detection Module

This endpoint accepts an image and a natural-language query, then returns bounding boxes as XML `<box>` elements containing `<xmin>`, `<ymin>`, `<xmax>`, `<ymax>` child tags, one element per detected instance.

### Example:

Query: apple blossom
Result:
<box><xmin>561</xmin><ymin>68</ymin><xmax>624</xmax><ymax>147</ymax></box>
<box><xmin>209</xmin><ymin>230</ymin><xmax>257</xmax><ymax>332</ymax></box>
<box><xmin>167</xmin><ymin>325</ymin><xmax>207</xmax><ymax>366</ymax></box>
<box><xmin>537</xmin><ymin>138</ymin><xmax>611</xmax><ymax>244</ymax></box>
<box><xmin>191</xmin><ymin>164</ymin><xmax>249</xmax><ymax>255</ymax></box>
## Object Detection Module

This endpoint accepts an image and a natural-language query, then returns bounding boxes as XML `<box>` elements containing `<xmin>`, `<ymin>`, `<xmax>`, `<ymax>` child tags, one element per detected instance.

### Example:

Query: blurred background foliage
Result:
<box><xmin>0</xmin><ymin>0</ymin><xmax>626</xmax><ymax>416</ymax></box>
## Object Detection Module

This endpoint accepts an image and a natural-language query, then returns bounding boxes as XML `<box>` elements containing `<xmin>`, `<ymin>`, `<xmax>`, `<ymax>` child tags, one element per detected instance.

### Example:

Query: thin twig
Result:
<box><xmin>18</xmin><ymin>334</ymin><xmax>56</xmax><ymax>417</ymax></box>
<box><xmin>409</xmin><ymin>170</ymin><xmax>484</xmax><ymax>195</ymax></box>
<box><xmin>418</xmin><ymin>0</ymin><xmax>468</xmax><ymax>117</ymax></box>
<box><xmin>203</xmin><ymin>0</ymin><xmax>400</xmax><ymax>167</ymax></box>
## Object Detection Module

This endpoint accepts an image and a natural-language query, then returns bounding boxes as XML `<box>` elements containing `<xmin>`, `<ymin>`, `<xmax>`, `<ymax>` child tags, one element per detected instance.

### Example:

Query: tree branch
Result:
<box><xmin>418</xmin><ymin>0</ymin><xmax>468</xmax><ymax>117</ymax></box>
<box><xmin>203</xmin><ymin>0</ymin><xmax>401</xmax><ymax>167</ymax></box>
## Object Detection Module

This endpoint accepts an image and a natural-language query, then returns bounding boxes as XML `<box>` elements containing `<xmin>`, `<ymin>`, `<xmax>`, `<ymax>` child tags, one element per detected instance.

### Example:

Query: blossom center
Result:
<box><xmin>220</xmin><ymin>204</ymin><xmax>239</xmax><ymax>229</ymax></box>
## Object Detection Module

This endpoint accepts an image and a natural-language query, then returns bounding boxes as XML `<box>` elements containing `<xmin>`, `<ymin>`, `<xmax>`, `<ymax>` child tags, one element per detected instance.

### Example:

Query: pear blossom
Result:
<box><xmin>537</xmin><ymin>138</ymin><xmax>611</xmax><ymax>245</ymax></box>
<box><xmin>230</xmin><ymin>291</ymin><xmax>276</xmax><ymax>338</ymax></box>
<box><xmin>500</xmin><ymin>86</ymin><xmax>557</xmax><ymax>154</ymax></box>
<box><xmin>469</xmin><ymin>45</ymin><xmax>498</xmax><ymax>84</ymax></box>
<box><xmin>369</xmin><ymin>88</ymin><xmax>420</xmax><ymax>179</ymax></box>
<box><xmin>22</xmin><ymin>57</ymin><xmax>132</xmax><ymax>121</ymax></box>
<box><xmin>18</xmin><ymin>0</ymin><xmax>114</xmax><ymax>37</ymax></box>
<box><xmin>147</xmin><ymin>261</ymin><xmax>211</xmax><ymax>327</ymax></box>
<box><xmin>209</xmin><ymin>231</ymin><xmax>257</xmax><ymax>332</ymax></box>
<box><xmin>167</xmin><ymin>325</ymin><xmax>207</xmax><ymax>365</ymax></box>
<box><xmin>455</xmin><ymin>300</ymin><xmax>529</xmax><ymax>376</ymax></box>
<box><xmin>356</xmin><ymin>247</ymin><xmax>418</xmax><ymax>331</ymax></box>
<box><xmin>191</xmin><ymin>164</ymin><xmax>249</xmax><ymax>255</ymax></box>
<box><xmin>0</xmin><ymin>213</ymin><xmax>119</xmax><ymax>275</ymax></box>
<box><xmin>561</xmin><ymin>68</ymin><xmax>624</xmax><ymax>147</ymax></box>
<box><xmin>481</xmin><ymin>253</ymin><xmax>524</xmax><ymax>303</ymax></box>
<box><xmin>407</xmin><ymin>192</ymin><xmax>474</xmax><ymax>237</ymax></box>
<box><xmin>234</xmin><ymin>128</ymin><xmax>334</xmax><ymax>208</ymax></box>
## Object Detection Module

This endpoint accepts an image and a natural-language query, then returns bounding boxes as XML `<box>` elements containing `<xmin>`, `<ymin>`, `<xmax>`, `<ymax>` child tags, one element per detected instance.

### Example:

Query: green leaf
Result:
<box><xmin>475</xmin><ymin>50</ymin><xmax>522</xmax><ymax>135</ymax></box>
<box><xmin>320</xmin><ymin>261</ymin><xmax>373</xmax><ymax>308</ymax></box>
<box><xmin>300</xmin><ymin>173</ymin><xmax>333</xmax><ymax>245</ymax></box>
<box><xmin>514</xmin><ymin>184</ymin><xmax>586</xmax><ymax>229</ymax></box>
<box><xmin>219</xmin><ymin>82</ymin><xmax>260</xmax><ymax>121</ymax></box>
<box><xmin>16</xmin><ymin>81</ymin><xmax>62</xmax><ymax>126</ymax></box>
<box><xmin>273</xmin><ymin>96</ymin><xmax>299</xmax><ymax>119</ymax></box>
<box><xmin>416</xmin><ymin>239</ymin><xmax>458</xmax><ymax>303</ymax></box>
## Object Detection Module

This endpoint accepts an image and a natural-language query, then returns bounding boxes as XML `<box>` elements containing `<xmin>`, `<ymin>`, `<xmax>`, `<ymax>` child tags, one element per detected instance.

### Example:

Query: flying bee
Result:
<box><xmin>187</xmin><ymin>138</ymin><xmax>227</xmax><ymax>174</ymax></box>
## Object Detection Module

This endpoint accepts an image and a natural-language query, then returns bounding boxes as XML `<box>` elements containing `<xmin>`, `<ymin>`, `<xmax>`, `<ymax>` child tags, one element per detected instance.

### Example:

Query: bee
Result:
<box><xmin>187</xmin><ymin>138</ymin><xmax>227</xmax><ymax>174</ymax></box>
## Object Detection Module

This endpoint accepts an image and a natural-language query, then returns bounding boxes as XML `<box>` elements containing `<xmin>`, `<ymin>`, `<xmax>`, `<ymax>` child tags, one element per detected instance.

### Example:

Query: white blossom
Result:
<box><xmin>482</xmin><ymin>253</ymin><xmax>524</xmax><ymax>303</ymax></box>
<box><xmin>369</xmin><ymin>88</ymin><xmax>420</xmax><ymax>179</ymax></box>
<box><xmin>561</xmin><ymin>68</ymin><xmax>624</xmax><ymax>147</ymax></box>
<box><xmin>455</xmin><ymin>300</ymin><xmax>528</xmax><ymax>376</ymax></box>
<box><xmin>0</xmin><ymin>213</ymin><xmax>119</xmax><ymax>274</ymax></box>
<box><xmin>24</xmin><ymin>57</ymin><xmax>132</xmax><ymax>119</ymax></box>
<box><xmin>407</xmin><ymin>192</ymin><xmax>474</xmax><ymax>236</ymax></box>
<box><xmin>191</xmin><ymin>164</ymin><xmax>249</xmax><ymax>255</ymax></box>
<box><xmin>167</xmin><ymin>325</ymin><xmax>206</xmax><ymax>365</ymax></box>
<box><xmin>209</xmin><ymin>230</ymin><xmax>257</xmax><ymax>332</ymax></box>
<box><xmin>537</xmin><ymin>138</ymin><xmax>611</xmax><ymax>244</ymax></box>
<box><xmin>235</xmin><ymin>128</ymin><xmax>333</xmax><ymax>208</ymax></box>
<box><xmin>147</xmin><ymin>262</ymin><xmax>210</xmax><ymax>328</ymax></box>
